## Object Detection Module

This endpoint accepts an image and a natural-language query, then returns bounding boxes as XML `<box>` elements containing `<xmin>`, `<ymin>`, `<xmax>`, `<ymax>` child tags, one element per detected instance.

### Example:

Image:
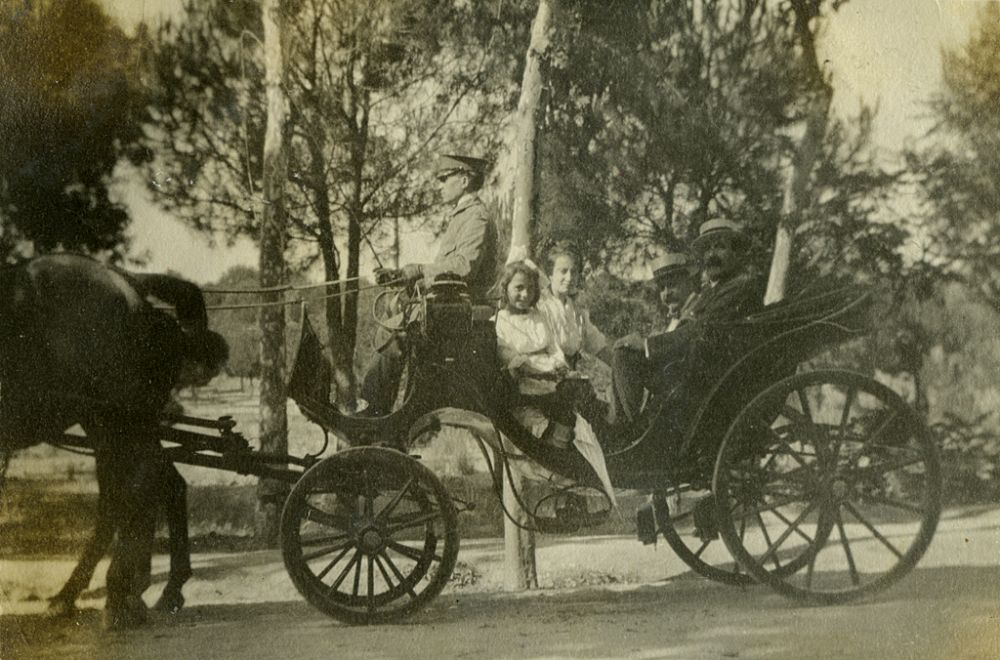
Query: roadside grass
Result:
<box><xmin>0</xmin><ymin>474</ymin><xmax>647</xmax><ymax>557</ymax></box>
<box><xmin>4</xmin><ymin>374</ymin><xmax>985</xmax><ymax>558</ymax></box>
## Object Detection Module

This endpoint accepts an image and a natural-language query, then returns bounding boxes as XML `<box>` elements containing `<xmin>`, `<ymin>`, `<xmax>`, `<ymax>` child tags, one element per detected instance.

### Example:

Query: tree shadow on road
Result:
<box><xmin>7</xmin><ymin>565</ymin><xmax>1000</xmax><ymax>659</ymax></box>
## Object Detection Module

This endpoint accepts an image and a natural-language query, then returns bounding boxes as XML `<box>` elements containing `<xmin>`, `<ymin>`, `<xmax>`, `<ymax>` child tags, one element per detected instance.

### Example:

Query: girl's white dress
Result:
<box><xmin>494</xmin><ymin>304</ymin><xmax>616</xmax><ymax>506</ymax></box>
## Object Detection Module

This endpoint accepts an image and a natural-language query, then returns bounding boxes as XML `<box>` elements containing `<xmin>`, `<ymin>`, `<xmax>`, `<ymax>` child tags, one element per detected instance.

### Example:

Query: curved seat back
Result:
<box><xmin>678</xmin><ymin>286</ymin><xmax>873</xmax><ymax>459</ymax></box>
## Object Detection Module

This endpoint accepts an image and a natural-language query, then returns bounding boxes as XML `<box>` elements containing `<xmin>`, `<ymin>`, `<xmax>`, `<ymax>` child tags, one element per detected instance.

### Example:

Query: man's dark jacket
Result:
<box><xmin>646</xmin><ymin>272</ymin><xmax>764</xmax><ymax>360</ymax></box>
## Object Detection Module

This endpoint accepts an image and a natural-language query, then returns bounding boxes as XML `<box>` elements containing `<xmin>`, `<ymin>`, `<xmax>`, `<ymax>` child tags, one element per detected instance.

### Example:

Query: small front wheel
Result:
<box><xmin>281</xmin><ymin>447</ymin><xmax>459</xmax><ymax>624</ymax></box>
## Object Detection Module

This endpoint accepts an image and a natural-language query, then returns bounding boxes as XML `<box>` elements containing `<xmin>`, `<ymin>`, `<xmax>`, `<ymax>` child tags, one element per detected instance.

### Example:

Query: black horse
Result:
<box><xmin>0</xmin><ymin>253</ymin><xmax>225</xmax><ymax>627</ymax></box>
<box><xmin>45</xmin><ymin>459</ymin><xmax>191</xmax><ymax>617</ymax></box>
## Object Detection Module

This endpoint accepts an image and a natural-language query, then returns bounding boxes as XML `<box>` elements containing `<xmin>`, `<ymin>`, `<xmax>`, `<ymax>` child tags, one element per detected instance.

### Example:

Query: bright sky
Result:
<box><xmin>98</xmin><ymin>0</ymin><xmax>988</xmax><ymax>284</ymax></box>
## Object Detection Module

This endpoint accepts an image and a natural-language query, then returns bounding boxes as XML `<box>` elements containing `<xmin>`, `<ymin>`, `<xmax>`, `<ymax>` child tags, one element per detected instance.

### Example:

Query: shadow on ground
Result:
<box><xmin>5</xmin><ymin>564</ymin><xmax>1000</xmax><ymax>659</ymax></box>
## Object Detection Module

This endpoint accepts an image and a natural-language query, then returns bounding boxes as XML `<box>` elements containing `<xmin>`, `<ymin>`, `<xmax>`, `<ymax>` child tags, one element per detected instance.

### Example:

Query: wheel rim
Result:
<box><xmin>282</xmin><ymin>447</ymin><xmax>459</xmax><ymax>623</ymax></box>
<box><xmin>655</xmin><ymin>492</ymin><xmax>753</xmax><ymax>586</ymax></box>
<box><xmin>713</xmin><ymin>370</ymin><xmax>941</xmax><ymax>603</ymax></box>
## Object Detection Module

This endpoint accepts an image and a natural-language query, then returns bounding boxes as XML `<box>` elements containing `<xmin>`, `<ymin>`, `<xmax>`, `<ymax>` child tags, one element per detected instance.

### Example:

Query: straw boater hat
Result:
<box><xmin>650</xmin><ymin>252</ymin><xmax>694</xmax><ymax>280</ymax></box>
<box><xmin>691</xmin><ymin>218</ymin><xmax>750</xmax><ymax>253</ymax></box>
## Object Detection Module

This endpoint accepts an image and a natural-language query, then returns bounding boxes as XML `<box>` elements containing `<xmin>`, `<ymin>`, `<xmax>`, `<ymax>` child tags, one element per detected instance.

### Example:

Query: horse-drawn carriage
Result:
<box><xmin>278</xmin><ymin>276</ymin><xmax>940</xmax><ymax>622</ymax></box>
<box><xmin>33</xmin><ymin>272</ymin><xmax>942</xmax><ymax>625</ymax></box>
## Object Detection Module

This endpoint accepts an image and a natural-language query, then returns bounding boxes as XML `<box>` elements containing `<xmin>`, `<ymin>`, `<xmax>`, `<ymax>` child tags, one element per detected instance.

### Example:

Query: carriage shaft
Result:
<box><xmin>161</xmin><ymin>445</ymin><xmax>304</xmax><ymax>483</ymax></box>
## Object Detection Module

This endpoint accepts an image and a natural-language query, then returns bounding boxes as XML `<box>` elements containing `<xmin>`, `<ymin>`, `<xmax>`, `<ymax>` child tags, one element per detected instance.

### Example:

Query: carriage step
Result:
<box><xmin>636</xmin><ymin>498</ymin><xmax>658</xmax><ymax>545</ymax></box>
<box><xmin>692</xmin><ymin>495</ymin><xmax>720</xmax><ymax>542</ymax></box>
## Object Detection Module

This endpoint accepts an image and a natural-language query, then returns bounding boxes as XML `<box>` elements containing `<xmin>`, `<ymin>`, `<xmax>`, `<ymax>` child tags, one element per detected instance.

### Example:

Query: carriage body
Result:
<box><xmin>287</xmin><ymin>278</ymin><xmax>877</xmax><ymax>490</ymax></box>
<box><xmin>280</xmin><ymin>277</ymin><xmax>942</xmax><ymax>622</ymax></box>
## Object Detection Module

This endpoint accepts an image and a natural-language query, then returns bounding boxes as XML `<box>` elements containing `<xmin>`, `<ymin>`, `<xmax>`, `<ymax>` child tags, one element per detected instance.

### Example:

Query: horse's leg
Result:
<box><xmin>102</xmin><ymin>428</ymin><xmax>161</xmax><ymax>630</ymax></box>
<box><xmin>153</xmin><ymin>463</ymin><xmax>190</xmax><ymax>613</ymax></box>
<box><xmin>47</xmin><ymin>449</ymin><xmax>117</xmax><ymax>616</ymax></box>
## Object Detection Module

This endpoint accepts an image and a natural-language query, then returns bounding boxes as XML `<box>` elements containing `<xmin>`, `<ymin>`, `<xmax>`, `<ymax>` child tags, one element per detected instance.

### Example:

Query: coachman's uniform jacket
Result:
<box><xmin>420</xmin><ymin>193</ymin><xmax>498</xmax><ymax>302</ymax></box>
<box><xmin>361</xmin><ymin>192</ymin><xmax>498</xmax><ymax>415</ymax></box>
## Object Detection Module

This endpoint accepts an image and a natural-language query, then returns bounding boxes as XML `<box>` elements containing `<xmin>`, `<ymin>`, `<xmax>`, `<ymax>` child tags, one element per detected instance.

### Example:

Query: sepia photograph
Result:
<box><xmin>1</xmin><ymin>0</ymin><xmax>999</xmax><ymax>657</ymax></box>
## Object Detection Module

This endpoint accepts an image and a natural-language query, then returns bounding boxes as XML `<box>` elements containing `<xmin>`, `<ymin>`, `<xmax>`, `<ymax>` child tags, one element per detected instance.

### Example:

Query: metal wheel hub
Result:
<box><xmin>830</xmin><ymin>478</ymin><xmax>850</xmax><ymax>500</ymax></box>
<box><xmin>357</xmin><ymin>525</ymin><xmax>386</xmax><ymax>554</ymax></box>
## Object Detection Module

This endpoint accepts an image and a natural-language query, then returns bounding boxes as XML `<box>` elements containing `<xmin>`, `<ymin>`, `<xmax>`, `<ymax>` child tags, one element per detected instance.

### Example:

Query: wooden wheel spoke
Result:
<box><xmin>386</xmin><ymin>509</ymin><xmax>446</xmax><ymax>534</ymax></box>
<box><xmin>862</xmin><ymin>493</ymin><xmax>926</xmax><ymax>515</ymax></box>
<box><xmin>757</xmin><ymin>500</ymin><xmax>819</xmax><ymax>567</ymax></box>
<box><xmin>299</xmin><ymin>532</ymin><xmax>351</xmax><ymax>547</ymax></box>
<box><xmin>850</xmin><ymin>455</ymin><xmax>926</xmax><ymax>477</ymax></box>
<box><xmin>830</xmin><ymin>387</ymin><xmax>857</xmax><ymax>462</ymax></box>
<box><xmin>373</xmin><ymin>555</ymin><xmax>397</xmax><ymax>593</ymax></box>
<box><xmin>742</xmin><ymin>493</ymin><xmax>808</xmax><ymax>518</ymax></box>
<box><xmin>836</xmin><ymin>511</ymin><xmax>861</xmax><ymax>586</ymax></box>
<box><xmin>302</xmin><ymin>538</ymin><xmax>355</xmax><ymax>563</ymax></box>
<box><xmin>843</xmin><ymin>501</ymin><xmax>903</xmax><ymax>559</ymax></box>
<box><xmin>375</xmin><ymin>477</ymin><xmax>415</xmax><ymax>523</ymax></box>
<box><xmin>367</xmin><ymin>556</ymin><xmax>376</xmax><ymax>613</ymax></box>
<box><xmin>352</xmin><ymin>553</ymin><xmax>363</xmax><ymax>597</ymax></box>
<box><xmin>693</xmin><ymin>539</ymin><xmax>711</xmax><ymax>559</ymax></box>
<box><xmin>839</xmin><ymin>387</ymin><xmax>856</xmax><ymax>436</ymax></box>
<box><xmin>388</xmin><ymin>539</ymin><xmax>438</xmax><ymax>563</ymax></box>
<box><xmin>379</xmin><ymin>551</ymin><xmax>418</xmax><ymax>599</ymax></box>
<box><xmin>329</xmin><ymin>550</ymin><xmax>362</xmax><ymax>592</ymax></box>
<box><xmin>315</xmin><ymin>545</ymin><xmax>354</xmax><ymax>581</ymax></box>
<box><xmin>362</xmin><ymin>468</ymin><xmax>374</xmax><ymax>518</ymax></box>
<box><xmin>759</xmin><ymin>485</ymin><xmax>808</xmax><ymax>500</ymax></box>
<box><xmin>755</xmin><ymin>511</ymin><xmax>783</xmax><ymax>571</ymax></box>
<box><xmin>865</xmin><ymin>410</ymin><xmax>899</xmax><ymax>446</ymax></box>
<box><xmin>797</xmin><ymin>389</ymin><xmax>813</xmax><ymax>422</ymax></box>
<box><xmin>767</xmin><ymin>436</ymin><xmax>817</xmax><ymax>474</ymax></box>
<box><xmin>806</xmin><ymin>540</ymin><xmax>819</xmax><ymax>589</ymax></box>
<box><xmin>767</xmin><ymin>506</ymin><xmax>816</xmax><ymax>545</ymax></box>
<box><xmin>304</xmin><ymin>504</ymin><xmax>351</xmax><ymax>530</ymax></box>
<box><xmin>861</xmin><ymin>443</ymin><xmax>922</xmax><ymax>459</ymax></box>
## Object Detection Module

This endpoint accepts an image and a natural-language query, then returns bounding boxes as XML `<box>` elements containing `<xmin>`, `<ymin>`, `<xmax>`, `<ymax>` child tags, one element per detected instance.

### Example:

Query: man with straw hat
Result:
<box><xmin>610</xmin><ymin>251</ymin><xmax>699</xmax><ymax>425</ymax></box>
<box><xmin>682</xmin><ymin>218</ymin><xmax>759</xmax><ymax>321</ymax></box>
<box><xmin>650</xmin><ymin>251</ymin><xmax>699</xmax><ymax>331</ymax></box>
<box><xmin>610</xmin><ymin>219</ymin><xmax>763</xmax><ymax>424</ymax></box>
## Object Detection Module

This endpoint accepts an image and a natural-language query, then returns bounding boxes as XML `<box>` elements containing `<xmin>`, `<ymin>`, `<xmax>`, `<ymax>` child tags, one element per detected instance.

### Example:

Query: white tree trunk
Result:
<box><xmin>764</xmin><ymin>2</ymin><xmax>833</xmax><ymax>305</ymax></box>
<box><xmin>495</xmin><ymin>0</ymin><xmax>557</xmax><ymax>591</ymax></box>
<box><xmin>500</xmin><ymin>0</ymin><xmax>554</xmax><ymax>257</ymax></box>
<box><xmin>764</xmin><ymin>103</ymin><xmax>829</xmax><ymax>305</ymax></box>
<box><xmin>256</xmin><ymin>0</ymin><xmax>291</xmax><ymax>546</ymax></box>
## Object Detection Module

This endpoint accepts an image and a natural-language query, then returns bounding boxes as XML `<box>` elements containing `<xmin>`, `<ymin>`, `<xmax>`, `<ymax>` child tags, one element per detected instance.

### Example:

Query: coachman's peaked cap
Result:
<box><xmin>435</xmin><ymin>154</ymin><xmax>489</xmax><ymax>176</ymax></box>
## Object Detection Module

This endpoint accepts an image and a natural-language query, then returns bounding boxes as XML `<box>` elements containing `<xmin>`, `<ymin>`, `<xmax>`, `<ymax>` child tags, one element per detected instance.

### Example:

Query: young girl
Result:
<box><xmin>494</xmin><ymin>260</ymin><xmax>616</xmax><ymax>506</ymax></box>
<box><xmin>494</xmin><ymin>261</ymin><xmax>575</xmax><ymax>447</ymax></box>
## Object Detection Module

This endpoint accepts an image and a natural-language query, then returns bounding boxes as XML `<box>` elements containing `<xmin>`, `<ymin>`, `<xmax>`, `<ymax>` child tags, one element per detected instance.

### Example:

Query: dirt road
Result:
<box><xmin>4</xmin><ymin>506</ymin><xmax>1000</xmax><ymax>659</ymax></box>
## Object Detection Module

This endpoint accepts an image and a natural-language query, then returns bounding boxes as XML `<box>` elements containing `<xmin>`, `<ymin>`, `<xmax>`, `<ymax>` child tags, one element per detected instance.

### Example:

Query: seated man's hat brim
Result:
<box><xmin>650</xmin><ymin>252</ymin><xmax>694</xmax><ymax>280</ymax></box>
<box><xmin>691</xmin><ymin>218</ymin><xmax>750</xmax><ymax>252</ymax></box>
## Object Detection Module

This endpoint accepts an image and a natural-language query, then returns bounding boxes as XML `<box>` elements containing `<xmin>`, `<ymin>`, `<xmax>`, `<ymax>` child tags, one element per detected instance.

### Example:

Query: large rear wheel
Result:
<box><xmin>654</xmin><ymin>491</ymin><xmax>753</xmax><ymax>586</ymax></box>
<box><xmin>281</xmin><ymin>447</ymin><xmax>459</xmax><ymax>624</ymax></box>
<box><xmin>713</xmin><ymin>370</ymin><xmax>941</xmax><ymax>604</ymax></box>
